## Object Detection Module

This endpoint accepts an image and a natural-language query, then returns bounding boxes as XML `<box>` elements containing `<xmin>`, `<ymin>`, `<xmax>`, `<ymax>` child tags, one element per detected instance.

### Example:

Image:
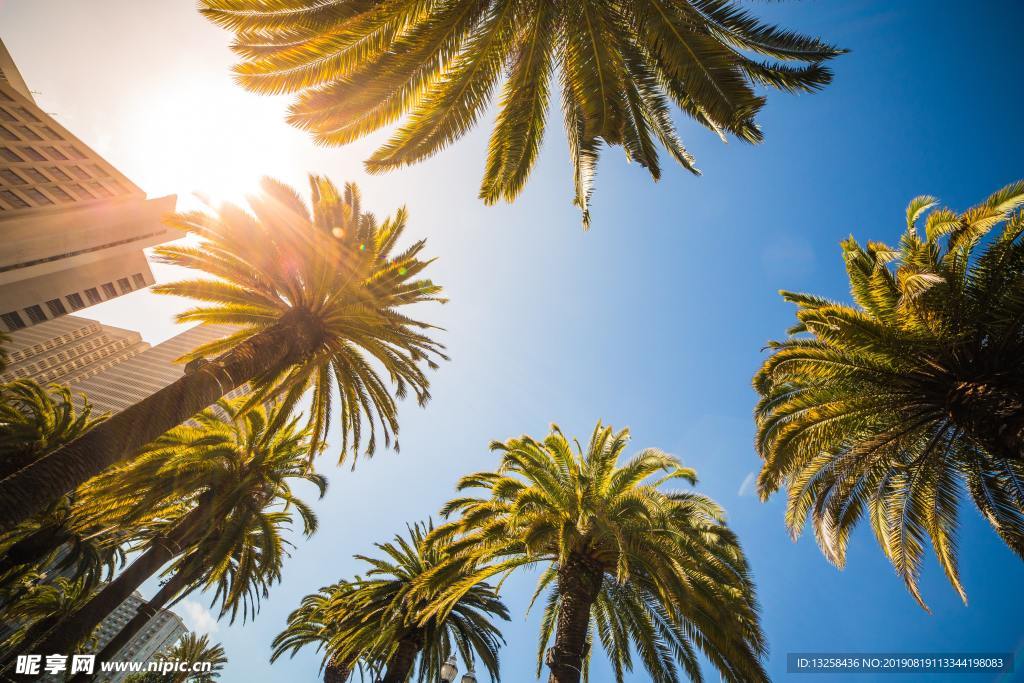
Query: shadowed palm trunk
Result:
<box><xmin>70</xmin><ymin>568</ymin><xmax>196</xmax><ymax>683</ymax></box>
<box><xmin>324</xmin><ymin>656</ymin><xmax>351</xmax><ymax>683</ymax></box>
<box><xmin>0</xmin><ymin>525</ymin><xmax>72</xmax><ymax>575</ymax></box>
<box><xmin>946</xmin><ymin>380</ymin><xmax>1024</xmax><ymax>460</ymax></box>
<box><xmin>0</xmin><ymin>318</ymin><xmax>317</xmax><ymax>532</ymax></box>
<box><xmin>547</xmin><ymin>555</ymin><xmax>602</xmax><ymax>683</ymax></box>
<box><xmin>381</xmin><ymin>634</ymin><xmax>423</xmax><ymax>683</ymax></box>
<box><xmin>18</xmin><ymin>505</ymin><xmax>208</xmax><ymax>669</ymax></box>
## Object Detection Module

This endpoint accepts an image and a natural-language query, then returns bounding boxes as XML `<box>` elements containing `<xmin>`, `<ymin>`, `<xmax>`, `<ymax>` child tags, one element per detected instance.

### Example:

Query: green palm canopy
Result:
<box><xmin>275</xmin><ymin>522</ymin><xmax>508</xmax><ymax>683</ymax></box>
<box><xmin>199</xmin><ymin>0</ymin><xmax>844</xmax><ymax>226</ymax></box>
<box><xmin>425</xmin><ymin>422</ymin><xmax>767</xmax><ymax>683</ymax></box>
<box><xmin>754</xmin><ymin>181</ymin><xmax>1024</xmax><ymax>607</ymax></box>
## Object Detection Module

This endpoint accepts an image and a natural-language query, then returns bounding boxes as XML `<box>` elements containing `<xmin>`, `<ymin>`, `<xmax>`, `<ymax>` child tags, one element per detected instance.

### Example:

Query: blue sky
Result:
<box><xmin>2</xmin><ymin>0</ymin><xmax>1024</xmax><ymax>681</ymax></box>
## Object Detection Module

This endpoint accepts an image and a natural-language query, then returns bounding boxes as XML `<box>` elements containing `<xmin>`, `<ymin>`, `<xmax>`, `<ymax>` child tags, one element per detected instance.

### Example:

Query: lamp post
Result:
<box><xmin>440</xmin><ymin>656</ymin><xmax>458</xmax><ymax>683</ymax></box>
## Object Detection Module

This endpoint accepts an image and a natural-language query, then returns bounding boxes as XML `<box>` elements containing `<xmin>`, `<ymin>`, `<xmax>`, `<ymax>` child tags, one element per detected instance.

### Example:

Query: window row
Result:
<box><xmin>0</xmin><ymin>273</ymin><xmax>149</xmax><ymax>331</ymax></box>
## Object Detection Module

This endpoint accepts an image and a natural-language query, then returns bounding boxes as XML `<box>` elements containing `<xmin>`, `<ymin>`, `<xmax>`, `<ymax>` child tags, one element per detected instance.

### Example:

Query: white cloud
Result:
<box><xmin>177</xmin><ymin>600</ymin><xmax>220</xmax><ymax>634</ymax></box>
<box><xmin>737</xmin><ymin>472</ymin><xmax>756</xmax><ymax>497</ymax></box>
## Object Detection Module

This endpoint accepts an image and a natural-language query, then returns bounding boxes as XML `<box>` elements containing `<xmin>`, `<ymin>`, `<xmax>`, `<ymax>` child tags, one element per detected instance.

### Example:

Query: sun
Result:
<box><xmin>117</xmin><ymin>74</ymin><xmax>306</xmax><ymax>209</ymax></box>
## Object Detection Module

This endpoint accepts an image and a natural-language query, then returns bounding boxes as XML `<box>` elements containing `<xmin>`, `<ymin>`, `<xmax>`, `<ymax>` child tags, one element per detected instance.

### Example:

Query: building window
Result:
<box><xmin>46</xmin><ymin>166</ymin><xmax>71</xmax><ymax>181</ymax></box>
<box><xmin>87</xmin><ymin>182</ymin><xmax>113</xmax><ymax>198</ymax></box>
<box><xmin>40</xmin><ymin>126</ymin><xmax>61</xmax><ymax>140</ymax></box>
<box><xmin>0</xmin><ymin>146</ymin><xmax>24</xmax><ymax>162</ymax></box>
<box><xmin>45</xmin><ymin>299</ymin><xmax>67</xmax><ymax>316</ymax></box>
<box><xmin>49</xmin><ymin>187</ymin><xmax>74</xmax><ymax>202</ymax></box>
<box><xmin>84</xmin><ymin>287</ymin><xmax>102</xmax><ymax>304</ymax></box>
<box><xmin>0</xmin><ymin>169</ymin><xmax>26</xmax><ymax>184</ymax></box>
<box><xmin>23</xmin><ymin>188</ymin><xmax>53</xmax><ymax>205</ymax></box>
<box><xmin>69</xmin><ymin>166</ymin><xmax>90</xmax><ymax>180</ymax></box>
<box><xmin>25</xmin><ymin>168</ymin><xmax>49</xmax><ymax>184</ymax></box>
<box><xmin>66</xmin><ymin>293</ymin><xmax>85</xmax><ymax>310</ymax></box>
<box><xmin>0</xmin><ymin>124</ymin><xmax>17</xmax><ymax>140</ymax></box>
<box><xmin>21</xmin><ymin>146</ymin><xmax>45</xmax><ymax>161</ymax></box>
<box><xmin>0</xmin><ymin>189</ymin><xmax>29</xmax><ymax>208</ymax></box>
<box><xmin>0</xmin><ymin>107</ymin><xmax>15</xmax><ymax>122</ymax></box>
<box><xmin>132</xmin><ymin>273</ymin><xmax>147</xmax><ymax>288</ymax></box>
<box><xmin>17</xmin><ymin>126</ymin><xmax>42</xmax><ymax>141</ymax></box>
<box><xmin>101</xmin><ymin>282</ymin><xmax>117</xmax><ymax>298</ymax></box>
<box><xmin>117</xmin><ymin>277</ymin><xmax>132</xmax><ymax>294</ymax></box>
<box><xmin>17</xmin><ymin>107</ymin><xmax>40</xmax><ymax>122</ymax></box>
<box><xmin>1</xmin><ymin>311</ymin><xmax>26</xmax><ymax>330</ymax></box>
<box><xmin>69</xmin><ymin>183</ymin><xmax>94</xmax><ymax>200</ymax></box>
<box><xmin>24</xmin><ymin>305</ymin><xmax>47</xmax><ymax>324</ymax></box>
<box><xmin>44</xmin><ymin>146</ymin><xmax>67</xmax><ymax>160</ymax></box>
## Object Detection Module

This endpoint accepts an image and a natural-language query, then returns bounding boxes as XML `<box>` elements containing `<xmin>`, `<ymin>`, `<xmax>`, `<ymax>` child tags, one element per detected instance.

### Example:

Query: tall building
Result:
<box><xmin>67</xmin><ymin>322</ymin><xmax>239</xmax><ymax>415</ymax></box>
<box><xmin>0</xmin><ymin>38</ymin><xmax>179</xmax><ymax>333</ymax></box>
<box><xmin>90</xmin><ymin>592</ymin><xmax>188</xmax><ymax>683</ymax></box>
<box><xmin>0</xmin><ymin>315</ymin><xmax>149</xmax><ymax>386</ymax></box>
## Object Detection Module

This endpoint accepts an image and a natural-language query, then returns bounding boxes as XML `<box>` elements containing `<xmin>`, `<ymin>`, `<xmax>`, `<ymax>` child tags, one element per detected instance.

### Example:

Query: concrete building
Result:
<box><xmin>90</xmin><ymin>592</ymin><xmax>188</xmax><ymax>683</ymax></box>
<box><xmin>0</xmin><ymin>315</ymin><xmax>149</xmax><ymax>386</ymax></box>
<box><xmin>67</xmin><ymin>322</ymin><xmax>239</xmax><ymax>415</ymax></box>
<box><xmin>0</xmin><ymin>38</ymin><xmax>179</xmax><ymax>332</ymax></box>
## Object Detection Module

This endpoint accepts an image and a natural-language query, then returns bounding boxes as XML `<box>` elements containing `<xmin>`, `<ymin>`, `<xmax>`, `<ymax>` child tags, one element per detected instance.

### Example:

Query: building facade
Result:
<box><xmin>90</xmin><ymin>592</ymin><xmax>188</xmax><ymax>683</ymax></box>
<box><xmin>0</xmin><ymin>38</ymin><xmax>179</xmax><ymax>333</ymax></box>
<box><xmin>0</xmin><ymin>315</ymin><xmax>149</xmax><ymax>386</ymax></box>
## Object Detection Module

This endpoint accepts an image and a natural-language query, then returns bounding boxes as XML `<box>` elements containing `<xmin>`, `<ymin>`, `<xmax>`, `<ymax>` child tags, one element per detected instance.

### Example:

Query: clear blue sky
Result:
<box><xmin>2</xmin><ymin>1</ymin><xmax>1023</xmax><ymax>681</ymax></box>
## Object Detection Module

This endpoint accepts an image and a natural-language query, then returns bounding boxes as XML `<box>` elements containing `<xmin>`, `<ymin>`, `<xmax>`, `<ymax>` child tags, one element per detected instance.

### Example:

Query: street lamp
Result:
<box><xmin>460</xmin><ymin>671</ymin><xmax>477</xmax><ymax>683</ymax></box>
<box><xmin>440</xmin><ymin>655</ymin><xmax>458</xmax><ymax>683</ymax></box>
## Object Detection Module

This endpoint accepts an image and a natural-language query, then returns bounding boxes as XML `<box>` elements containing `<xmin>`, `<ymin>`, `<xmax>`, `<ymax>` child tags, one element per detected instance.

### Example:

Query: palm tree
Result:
<box><xmin>0</xmin><ymin>577</ymin><xmax>93</xmax><ymax>653</ymax></box>
<box><xmin>425</xmin><ymin>422</ymin><xmax>767</xmax><ymax>683</ymax></box>
<box><xmin>272</xmin><ymin>583</ymin><xmax>365</xmax><ymax>683</ymax></box>
<box><xmin>124</xmin><ymin>633</ymin><xmax>227</xmax><ymax>683</ymax></box>
<box><xmin>30</xmin><ymin>399</ymin><xmax>323</xmax><ymax>662</ymax></box>
<box><xmin>753</xmin><ymin>181</ymin><xmax>1024</xmax><ymax>606</ymax></box>
<box><xmin>0</xmin><ymin>176</ymin><xmax>446</xmax><ymax>531</ymax></box>
<box><xmin>278</xmin><ymin>522</ymin><xmax>509</xmax><ymax>683</ymax></box>
<box><xmin>0</xmin><ymin>381</ymin><xmax>131</xmax><ymax>599</ymax></box>
<box><xmin>200</xmin><ymin>0</ymin><xmax>843</xmax><ymax>227</ymax></box>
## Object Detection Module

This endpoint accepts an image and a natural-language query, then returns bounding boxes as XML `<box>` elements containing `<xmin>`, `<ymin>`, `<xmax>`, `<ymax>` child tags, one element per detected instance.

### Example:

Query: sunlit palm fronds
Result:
<box><xmin>754</xmin><ymin>180</ymin><xmax>1024</xmax><ymax>607</ymax></box>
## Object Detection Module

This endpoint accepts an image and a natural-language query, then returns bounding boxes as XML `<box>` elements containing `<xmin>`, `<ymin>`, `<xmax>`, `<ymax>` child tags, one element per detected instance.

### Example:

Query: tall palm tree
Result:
<box><xmin>753</xmin><ymin>181</ymin><xmax>1024</xmax><ymax>607</ymax></box>
<box><xmin>424</xmin><ymin>422</ymin><xmax>767</xmax><ymax>683</ymax></box>
<box><xmin>0</xmin><ymin>176</ymin><xmax>446</xmax><ymax>531</ymax></box>
<box><xmin>272</xmin><ymin>583</ymin><xmax>366</xmax><ymax>683</ymax></box>
<box><xmin>0</xmin><ymin>577</ymin><xmax>93</xmax><ymax>653</ymax></box>
<box><xmin>124</xmin><ymin>633</ymin><xmax>227</xmax><ymax>683</ymax></box>
<box><xmin>199</xmin><ymin>0</ymin><xmax>842</xmax><ymax>227</ymax></box>
<box><xmin>0</xmin><ymin>381</ymin><xmax>132</xmax><ymax>599</ymax></box>
<box><xmin>278</xmin><ymin>523</ymin><xmax>509</xmax><ymax>683</ymax></box>
<box><xmin>29</xmin><ymin>399</ymin><xmax>323</xmax><ymax>662</ymax></box>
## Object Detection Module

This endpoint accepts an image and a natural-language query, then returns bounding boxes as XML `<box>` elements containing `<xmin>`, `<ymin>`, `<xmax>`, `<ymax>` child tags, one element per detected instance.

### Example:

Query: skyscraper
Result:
<box><xmin>67</xmin><ymin>322</ymin><xmax>239</xmax><ymax>415</ymax></box>
<box><xmin>0</xmin><ymin>315</ymin><xmax>149</xmax><ymax>386</ymax></box>
<box><xmin>0</xmin><ymin>38</ymin><xmax>179</xmax><ymax>332</ymax></box>
<box><xmin>89</xmin><ymin>592</ymin><xmax>188</xmax><ymax>683</ymax></box>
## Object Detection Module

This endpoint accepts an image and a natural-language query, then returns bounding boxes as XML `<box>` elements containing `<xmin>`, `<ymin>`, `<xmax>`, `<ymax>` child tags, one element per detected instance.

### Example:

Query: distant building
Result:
<box><xmin>0</xmin><ymin>315</ymin><xmax>149</xmax><ymax>386</ymax></box>
<box><xmin>0</xmin><ymin>38</ymin><xmax>179</xmax><ymax>332</ymax></box>
<box><xmin>67</xmin><ymin>322</ymin><xmax>240</xmax><ymax>415</ymax></box>
<box><xmin>90</xmin><ymin>592</ymin><xmax>187</xmax><ymax>683</ymax></box>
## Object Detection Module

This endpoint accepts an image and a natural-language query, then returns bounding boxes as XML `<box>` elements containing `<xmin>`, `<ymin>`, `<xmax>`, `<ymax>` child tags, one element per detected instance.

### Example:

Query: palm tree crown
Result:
<box><xmin>278</xmin><ymin>522</ymin><xmax>509</xmax><ymax>683</ymax></box>
<box><xmin>753</xmin><ymin>181</ymin><xmax>1024</xmax><ymax>606</ymax></box>
<box><xmin>155</xmin><ymin>176</ymin><xmax>447</xmax><ymax>460</ymax></box>
<box><xmin>426</xmin><ymin>422</ymin><xmax>767</xmax><ymax>683</ymax></box>
<box><xmin>199</xmin><ymin>0</ymin><xmax>843</xmax><ymax>226</ymax></box>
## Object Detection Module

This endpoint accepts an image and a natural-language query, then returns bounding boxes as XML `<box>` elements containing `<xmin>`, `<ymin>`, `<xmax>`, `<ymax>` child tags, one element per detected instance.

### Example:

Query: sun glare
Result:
<box><xmin>118</xmin><ymin>76</ymin><xmax>305</xmax><ymax>209</ymax></box>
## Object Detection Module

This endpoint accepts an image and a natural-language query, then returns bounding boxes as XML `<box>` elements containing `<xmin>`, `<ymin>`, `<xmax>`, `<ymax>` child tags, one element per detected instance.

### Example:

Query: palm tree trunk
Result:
<box><xmin>324</xmin><ymin>656</ymin><xmax>351</xmax><ymax>683</ymax></box>
<box><xmin>19</xmin><ymin>504</ymin><xmax>207</xmax><ymax>666</ymax></box>
<box><xmin>946</xmin><ymin>380</ymin><xmax>1024</xmax><ymax>460</ymax></box>
<box><xmin>69</xmin><ymin>568</ymin><xmax>196</xmax><ymax>683</ymax></box>
<box><xmin>380</xmin><ymin>635</ymin><xmax>423</xmax><ymax>683</ymax></box>
<box><xmin>0</xmin><ymin>525</ymin><xmax>72</xmax><ymax>575</ymax></box>
<box><xmin>0</xmin><ymin>320</ymin><xmax>309</xmax><ymax>532</ymax></box>
<box><xmin>546</xmin><ymin>555</ymin><xmax>602</xmax><ymax>683</ymax></box>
